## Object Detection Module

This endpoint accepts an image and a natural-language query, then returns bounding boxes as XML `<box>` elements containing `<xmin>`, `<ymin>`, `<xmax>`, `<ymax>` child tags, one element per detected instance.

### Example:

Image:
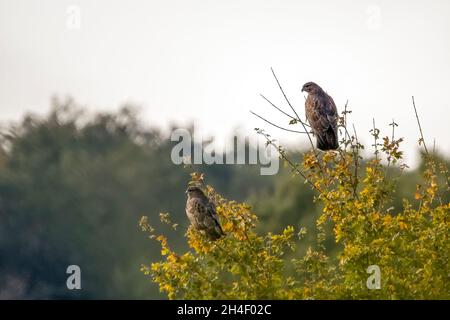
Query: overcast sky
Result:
<box><xmin>1</xmin><ymin>0</ymin><xmax>449</xmax><ymax>166</ymax></box>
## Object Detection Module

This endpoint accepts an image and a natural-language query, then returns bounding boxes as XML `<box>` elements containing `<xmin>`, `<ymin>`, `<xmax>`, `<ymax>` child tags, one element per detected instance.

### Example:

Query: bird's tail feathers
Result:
<box><xmin>206</xmin><ymin>223</ymin><xmax>226</xmax><ymax>241</ymax></box>
<box><xmin>316</xmin><ymin>127</ymin><xmax>339</xmax><ymax>151</ymax></box>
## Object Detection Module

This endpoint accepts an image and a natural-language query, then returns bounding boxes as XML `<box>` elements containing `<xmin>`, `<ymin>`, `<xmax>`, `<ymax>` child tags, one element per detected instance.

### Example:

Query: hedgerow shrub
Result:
<box><xmin>140</xmin><ymin>112</ymin><xmax>449</xmax><ymax>299</ymax></box>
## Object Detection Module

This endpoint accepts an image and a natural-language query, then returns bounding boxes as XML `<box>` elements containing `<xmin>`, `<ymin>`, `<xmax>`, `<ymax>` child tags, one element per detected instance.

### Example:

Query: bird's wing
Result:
<box><xmin>190</xmin><ymin>198</ymin><xmax>223</xmax><ymax>232</ymax></box>
<box><xmin>205</xmin><ymin>201</ymin><xmax>224</xmax><ymax>234</ymax></box>
<box><xmin>327</xmin><ymin>95</ymin><xmax>338</xmax><ymax>116</ymax></box>
<box><xmin>307</xmin><ymin>96</ymin><xmax>329</xmax><ymax>134</ymax></box>
<box><xmin>188</xmin><ymin>198</ymin><xmax>208</xmax><ymax>228</ymax></box>
<box><xmin>324</xmin><ymin>95</ymin><xmax>338</xmax><ymax>128</ymax></box>
<box><xmin>314</xmin><ymin>94</ymin><xmax>338</xmax><ymax>132</ymax></box>
<box><xmin>305</xmin><ymin>91</ymin><xmax>339</xmax><ymax>150</ymax></box>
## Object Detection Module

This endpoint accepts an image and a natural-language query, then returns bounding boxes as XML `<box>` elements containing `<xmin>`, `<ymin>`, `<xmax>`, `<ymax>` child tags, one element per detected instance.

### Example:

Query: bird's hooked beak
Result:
<box><xmin>301</xmin><ymin>86</ymin><xmax>306</xmax><ymax>92</ymax></box>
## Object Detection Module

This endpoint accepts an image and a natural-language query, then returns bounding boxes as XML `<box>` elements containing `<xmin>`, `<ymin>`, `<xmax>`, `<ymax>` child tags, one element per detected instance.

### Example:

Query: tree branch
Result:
<box><xmin>270</xmin><ymin>68</ymin><xmax>317</xmax><ymax>152</ymax></box>
<box><xmin>250</xmin><ymin>111</ymin><xmax>310</xmax><ymax>134</ymax></box>
<box><xmin>412</xmin><ymin>96</ymin><xmax>429</xmax><ymax>154</ymax></box>
<box><xmin>259</xmin><ymin>94</ymin><xmax>297</xmax><ymax>122</ymax></box>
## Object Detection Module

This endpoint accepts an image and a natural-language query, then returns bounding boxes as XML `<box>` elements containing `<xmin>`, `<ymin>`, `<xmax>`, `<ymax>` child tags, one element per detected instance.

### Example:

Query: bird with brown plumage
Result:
<box><xmin>302</xmin><ymin>82</ymin><xmax>339</xmax><ymax>151</ymax></box>
<box><xmin>185</xmin><ymin>186</ymin><xmax>225</xmax><ymax>240</ymax></box>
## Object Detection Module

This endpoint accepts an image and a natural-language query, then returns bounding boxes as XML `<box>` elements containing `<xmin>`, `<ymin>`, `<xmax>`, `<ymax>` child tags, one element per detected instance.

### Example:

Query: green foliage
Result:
<box><xmin>0</xmin><ymin>99</ymin><xmax>277</xmax><ymax>298</ymax></box>
<box><xmin>141</xmin><ymin>122</ymin><xmax>450</xmax><ymax>299</ymax></box>
<box><xmin>140</xmin><ymin>174</ymin><xmax>298</xmax><ymax>299</ymax></box>
<box><xmin>1</xmin><ymin>98</ymin><xmax>448</xmax><ymax>299</ymax></box>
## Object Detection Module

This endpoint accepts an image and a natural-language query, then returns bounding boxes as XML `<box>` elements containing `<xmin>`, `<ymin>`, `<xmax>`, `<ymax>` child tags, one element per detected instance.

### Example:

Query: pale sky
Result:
<box><xmin>1</xmin><ymin>0</ymin><xmax>449</xmax><ymax>167</ymax></box>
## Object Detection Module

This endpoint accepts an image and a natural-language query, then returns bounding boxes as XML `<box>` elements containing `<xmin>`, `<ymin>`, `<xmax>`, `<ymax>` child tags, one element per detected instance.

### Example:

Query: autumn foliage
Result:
<box><xmin>140</xmin><ymin>113</ymin><xmax>449</xmax><ymax>299</ymax></box>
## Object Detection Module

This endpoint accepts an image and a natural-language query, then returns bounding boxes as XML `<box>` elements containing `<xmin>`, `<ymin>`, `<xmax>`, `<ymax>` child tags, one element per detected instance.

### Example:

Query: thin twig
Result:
<box><xmin>343</xmin><ymin>100</ymin><xmax>351</xmax><ymax>151</ymax></box>
<box><xmin>391</xmin><ymin>118</ymin><xmax>395</xmax><ymax>142</ymax></box>
<box><xmin>270</xmin><ymin>68</ymin><xmax>317</xmax><ymax>153</ymax></box>
<box><xmin>270</xmin><ymin>68</ymin><xmax>325</xmax><ymax>176</ymax></box>
<box><xmin>372</xmin><ymin>118</ymin><xmax>379</xmax><ymax>161</ymax></box>
<box><xmin>260</xmin><ymin>94</ymin><xmax>297</xmax><ymax>122</ymax></box>
<box><xmin>259</xmin><ymin>132</ymin><xmax>324</xmax><ymax>195</ymax></box>
<box><xmin>352</xmin><ymin>123</ymin><xmax>360</xmax><ymax>197</ymax></box>
<box><xmin>387</xmin><ymin>119</ymin><xmax>396</xmax><ymax>169</ymax></box>
<box><xmin>340</xmin><ymin>100</ymin><xmax>354</xmax><ymax>151</ymax></box>
<box><xmin>270</xmin><ymin>68</ymin><xmax>302</xmax><ymax>121</ymax></box>
<box><xmin>250</xmin><ymin>111</ymin><xmax>309</xmax><ymax>134</ymax></box>
<box><xmin>432</xmin><ymin>138</ymin><xmax>436</xmax><ymax>155</ymax></box>
<box><xmin>412</xmin><ymin>96</ymin><xmax>429</xmax><ymax>154</ymax></box>
<box><xmin>337</xmin><ymin>101</ymin><xmax>353</xmax><ymax>168</ymax></box>
<box><xmin>338</xmin><ymin>100</ymin><xmax>359</xmax><ymax>195</ymax></box>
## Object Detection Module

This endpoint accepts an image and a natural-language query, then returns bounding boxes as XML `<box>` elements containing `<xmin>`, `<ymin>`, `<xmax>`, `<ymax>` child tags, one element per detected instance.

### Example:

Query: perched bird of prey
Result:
<box><xmin>185</xmin><ymin>186</ymin><xmax>225</xmax><ymax>240</ymax></box>
<box><xmin>302</xmin><ymin>82</ymin><xmax>339</xmax><ymax>151</ymax></box>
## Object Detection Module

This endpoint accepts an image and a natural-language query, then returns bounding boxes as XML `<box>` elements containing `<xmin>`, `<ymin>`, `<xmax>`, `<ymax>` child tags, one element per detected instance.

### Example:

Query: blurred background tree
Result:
<box><xmin>0</xmin><ymin>98</ymin><xmax>448</xmax><ymax>299</ymax></box>
<box><xmin>142</xmin><ymin>124</ymin><xmax>449</xmax><ymax>299</ymax></box>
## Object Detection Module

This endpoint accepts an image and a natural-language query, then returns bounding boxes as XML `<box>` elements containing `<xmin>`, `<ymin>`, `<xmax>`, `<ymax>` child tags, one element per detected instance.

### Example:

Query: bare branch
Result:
<box><xmin>259</xmin><ymin>94</ymin><xmax>297</xmax><ymax>122</ymax></box>
<box><xmin>270</xmin><ymin>68</ymin><xmax>325</xmax><ymax>175</ymax></box>
<box><xmin>372</xmin><ymin>118</ymin><xmax>379</xmax><ymax>160</ymax></box>
<box><xmin>412</xmin><ymin>96</ymin><xmax>429</xmax><ymax>154</ymax></box>
<box><xmin>433</xmin><ymin>138</ymin><xmax>436</xmax><ymax>155</ymax></box>
<box><xmin>270</xmin><ymin>68</ymin><xmax>302</xmax><ymax>121</ymax></box>
<box><xmin>257</xmin><ymin>131</ymin><xmax>324</xmax><ymax>195</ymax></box>
<box><xmin>351</xmin><ymin>123</ymin><xmax>360</xmax><ymax>198</ymax></box>
<box><xmin>270</xmin><ymin>68</ymin><xmax>317</xmax><ymax>152</ymax></box>
<box><xmin>250</xmin><ymin>111</ymin><xmax>310</xmax><ymax>134</ymax></box>
<box><xmin>352</xmin><ymin>123</ymin><xmax>360</xmax><ymax>147</ymax></box>
<box><xmin>340</xmin><ymin>101</ymin><xmax>354</xmax><ymax>150</ymax></box>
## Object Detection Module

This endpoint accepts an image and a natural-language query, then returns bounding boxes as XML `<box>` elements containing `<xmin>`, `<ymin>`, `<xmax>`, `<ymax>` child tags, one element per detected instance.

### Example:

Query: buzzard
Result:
<box><xmin>185</xmin><ymin>186</ymin><xmax>225</xmax><ymax>240</ymax></box>
<box><xmin>302</xmin><ymin>82</ymin><xmax>339</xmax><ymax>151</ymax></box>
